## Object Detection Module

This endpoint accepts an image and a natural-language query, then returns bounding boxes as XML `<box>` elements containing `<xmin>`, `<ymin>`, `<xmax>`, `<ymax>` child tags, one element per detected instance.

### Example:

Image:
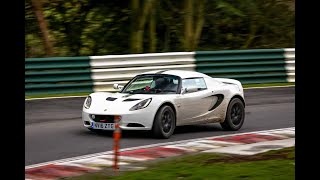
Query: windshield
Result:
<box><xmin>121</xmin><ymin>74</ymin><xmax>181</xmax><ymax>94</ymax></box>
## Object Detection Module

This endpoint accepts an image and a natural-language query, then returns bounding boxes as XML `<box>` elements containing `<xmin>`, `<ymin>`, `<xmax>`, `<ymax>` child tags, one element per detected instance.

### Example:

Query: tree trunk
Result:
<box><xmin>74</xmin><ymin>2</ymin><xmax>92</xmax><ymax>56</ymax></box>
<box><xmin>241</xmin><ymin>24</ymin><xmax>257</xmax><ymax>49</ymax></box>
<box><xmin>149</xmin><ymin>1</ymin><xmax>157</xmax><ymax>52</ymax></box>
<box><xmin>183</xmin><ymin>0</ymin><xmax>205</xmax><ymax>51</ymax></box>
<box><xmin>31</xmin><ymin>0</ymin><xmax>54</xmax><ymax>56</ymax></box>
<box><xmin>192</xmin><ymin>0</ymin><xmax>205</xmax><ymax>50</ymax></box>
<box><xmin>163</xmin><ymin>26</ymin><xmax>170</xmax><ymax>52</ymax></box>
<box><xmin>184</xmin><ymin>0</ymin><xmax>193</xmax><ymax>51</ymax></box>
<box><xmin>130</xmin><ymin>0</ymin><xmax>140</xmax><ymax>53</ymax></box>
<box><xmin>130</xmin><ymin>0</ymin><xmax>154</xmax><ymax>53</ymax></box>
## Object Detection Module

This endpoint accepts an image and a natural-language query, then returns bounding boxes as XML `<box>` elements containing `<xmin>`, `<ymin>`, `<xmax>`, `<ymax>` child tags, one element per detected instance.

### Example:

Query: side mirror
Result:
<box><xmin>181</xmin><ymin>87</ymin><xmax>198</xmax><ymax>94</ymax></box>
<box><xmin>186</xmin><ymin>87</ymin><xmax>198</xmax><ymax>93</ymax></box>
<box><xmin>113</xmin><ymin>84</ymin><xmax>124</xmax><ymax>90</ymax></box>
<box><xmin>181</xmin><ymin>87</ymin><xmax>187</xmax><ymax>94</ymax></box>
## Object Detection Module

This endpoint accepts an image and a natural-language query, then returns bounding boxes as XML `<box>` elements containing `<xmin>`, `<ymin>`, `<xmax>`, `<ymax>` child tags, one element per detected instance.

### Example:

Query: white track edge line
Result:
<box><xmin>25</xmin><ymin>85</ymin><xmax>295</xmax><ymax>101</ymax></box>
<box><xmin>243</xmin><ymin>85</ymin><xmax>295</xmax><ymax>89</ymax></box>
<box><xmin>25</xmin><ymin>127</ymin><xmax>295</xmax><ymax>169</ymax></box>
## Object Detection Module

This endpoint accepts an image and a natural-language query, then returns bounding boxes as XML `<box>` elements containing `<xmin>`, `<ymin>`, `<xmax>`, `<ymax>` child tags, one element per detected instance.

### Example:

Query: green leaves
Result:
<box><xmin>25</xmin><ymin>0</ymin><xmax>295</xmax><ymax>57</ymax></box>
<box><xmin>216</xmin><ymin>1</ymin><xmax>245</xmax><ymax>17</ymax></box>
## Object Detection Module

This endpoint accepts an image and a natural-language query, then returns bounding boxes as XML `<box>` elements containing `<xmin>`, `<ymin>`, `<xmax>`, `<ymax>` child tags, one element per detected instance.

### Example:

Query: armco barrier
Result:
<box><xmin>25</xmin><ymin>57</ymin><xmax>93</xmax><ymax>95</ymax></box>
<box><xmin>25</xmin><ymin>48</ymin><xmax>294</xmax><ymax>96</ymax></box>
<box><xmin>195</xmin><ymin>49</ymin><xmax>289</xmax><ymax>84</ymax></box>
<box><xmin>90</xmin><ymin>52</ymin><xmax>195</xmax><ymax>92</ymax></box>
<box><xmin>284</xmin><ymin>48</ymin><xmax>295</xmax><ymax>82</ymax></box>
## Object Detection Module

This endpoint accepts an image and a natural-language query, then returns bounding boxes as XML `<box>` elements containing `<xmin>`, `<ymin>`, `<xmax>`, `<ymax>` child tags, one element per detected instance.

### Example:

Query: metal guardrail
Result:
<box><xmin>25</xmin><ymin>49</ymin><xmax>294</xmax><ymax>96</ymax></box>
<box><xmin>90</xmin><ymin>52</ymin><xmax>195</xmax><ymax>92</ymax></box>
<box><xmin>25</xmin><ymin>57</ymin><xmax>93</xmax><ymax>95</ymax></box>
<box><xmin>284</xmin><ymin>48</ymin><xmax>295</xmax><ymax>82</ymax></box>
<box><xmin>195</xmin><ymin>49</ymin><xmax>289</xmax><ymax>84</ymax></box>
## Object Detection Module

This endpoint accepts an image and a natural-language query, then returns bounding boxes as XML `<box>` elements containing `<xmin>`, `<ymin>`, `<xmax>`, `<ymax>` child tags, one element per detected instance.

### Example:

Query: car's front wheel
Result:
<box><xmin>152</xmin><ymin>105</ymin><xmax>176</xmax><ymax>139</ymax></box>
<box><xmin>220</xmin><ymin>98</ymin><xmax>245</xmax><ymax>131</ymax></box>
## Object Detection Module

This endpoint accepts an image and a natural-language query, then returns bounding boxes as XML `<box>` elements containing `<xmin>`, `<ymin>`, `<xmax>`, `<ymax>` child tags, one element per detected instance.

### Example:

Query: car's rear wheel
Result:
<box><xmin>152</xmin><ymin>105</ymin><xmax>176</xmax><ymax>139</ymax></box>
<box><xmin>220</xmin><ymin>98</ymin><xmax>245</xmax><ymax>131</ymax></box>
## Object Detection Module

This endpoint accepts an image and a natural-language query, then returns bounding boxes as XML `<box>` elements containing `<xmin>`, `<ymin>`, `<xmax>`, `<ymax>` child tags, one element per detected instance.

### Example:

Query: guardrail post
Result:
<box><xmin>113</xmin><ymin>115</ymin><xmax>121</xmax><ymax>171</ymax></box>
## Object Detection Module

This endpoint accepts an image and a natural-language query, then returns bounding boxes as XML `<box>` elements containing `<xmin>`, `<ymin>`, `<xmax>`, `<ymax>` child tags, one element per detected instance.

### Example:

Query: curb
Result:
<box><xmin>25</xmin><ymin>127</ymin><xmax>295</xmax><ymax>180</ymax></box>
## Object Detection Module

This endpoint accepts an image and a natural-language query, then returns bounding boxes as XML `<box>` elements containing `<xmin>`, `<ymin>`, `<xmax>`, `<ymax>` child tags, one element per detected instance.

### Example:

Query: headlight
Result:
<box><xmin>84</xmin><ymin>96</ymin><xmax>92</xmax><ymax>109</ymax></box>
<box><xmin>129</xmin><ymin>98</ymin><xmax>152</xmax><ymax>111</ymax></box>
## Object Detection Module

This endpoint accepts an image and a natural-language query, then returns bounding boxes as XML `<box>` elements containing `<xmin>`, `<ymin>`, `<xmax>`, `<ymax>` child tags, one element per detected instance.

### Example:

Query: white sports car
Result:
<box><xmin>82</xmin><ymin>70</ymin><xmax>245</xmax><ymax>139</ymax></box>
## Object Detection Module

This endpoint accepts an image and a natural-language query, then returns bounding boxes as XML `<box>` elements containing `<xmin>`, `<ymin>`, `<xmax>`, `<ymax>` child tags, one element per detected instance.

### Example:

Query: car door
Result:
<box><xmin>176</xmin><ymin>78</ymin><xmax>213</xmax><ymax>125</ymax></box>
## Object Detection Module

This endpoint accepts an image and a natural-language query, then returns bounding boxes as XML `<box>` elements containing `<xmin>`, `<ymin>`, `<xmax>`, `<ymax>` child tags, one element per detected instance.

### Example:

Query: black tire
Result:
<box><xmin>220</xmin><ymin>98</ymin><xmax>245</xmax><ymax>131</ymax></box>
<box><xmin>152</xmin><ymin>105</ymin><xmax>176</xmax><ymax>139</ymax></box>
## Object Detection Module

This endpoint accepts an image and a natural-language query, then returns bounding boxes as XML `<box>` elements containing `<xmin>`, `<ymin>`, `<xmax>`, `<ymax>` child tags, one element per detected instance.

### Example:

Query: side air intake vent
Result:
<box><xmin>106</xmin><ymin>97</ymin><xmax>117</xmax><ymax>101</ymax></box>
<box><xmin>208</xmin><ymin>94</ymin><xmax>224</xmax><ymax>111</ymax></box>
<box><xmin>123</xmin><ymin>98</ymin><xmax>141</xmax><ymax>102</ymax></box>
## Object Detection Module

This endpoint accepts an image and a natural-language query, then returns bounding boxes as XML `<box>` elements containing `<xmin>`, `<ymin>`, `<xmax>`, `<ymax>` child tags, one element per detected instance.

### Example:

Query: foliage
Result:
<box><xmin>25</xmin><ymin>0</ymin><xmax>295</xmax><ymax>57</ymax></box>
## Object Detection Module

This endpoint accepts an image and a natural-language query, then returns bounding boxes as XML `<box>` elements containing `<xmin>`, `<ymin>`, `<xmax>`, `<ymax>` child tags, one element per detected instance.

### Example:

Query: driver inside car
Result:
<box><xmin>154</xmin><ymin>78</ymin><xmax>168</xmax><ymax>90</ymax></box>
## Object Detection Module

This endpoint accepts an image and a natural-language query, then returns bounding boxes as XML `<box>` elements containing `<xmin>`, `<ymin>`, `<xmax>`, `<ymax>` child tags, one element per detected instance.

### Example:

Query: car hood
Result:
<box><xmin>85</xmin><ymin>92</ymin><xmax>159</xmax><ymax>114</ymax></box>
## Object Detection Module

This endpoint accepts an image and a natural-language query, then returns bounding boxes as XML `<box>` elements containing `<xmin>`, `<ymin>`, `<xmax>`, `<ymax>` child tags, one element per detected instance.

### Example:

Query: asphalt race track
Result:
<box><xmin>25</xmin><ymin>86</ymin><xmax>295</xmax><ymax>166</ymax></box>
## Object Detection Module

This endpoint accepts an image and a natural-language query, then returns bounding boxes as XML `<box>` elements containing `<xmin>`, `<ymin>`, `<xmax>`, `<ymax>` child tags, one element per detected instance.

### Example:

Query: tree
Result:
<box><xmin>183</xmin><ymin>0</ymin><xmax>205</xmax><ymax>51</ymax></box>
<box><xmin>130</xmin><ymin>0</ymin><xmax>156</xmax><ymax>53</ymax></box>
<box><xmin>25</xmin><ymin>0</ymin><xmax>295</xmax><ymax>57</ymax></box>
<box><xmin>31</xmin><ymin>0</ymin><xmax>54</xmax><ymax>56</ymax></box>
<box><xmin>148</xmin><ymin>0</ymin><xmax>158</xmax><ymax>52</ymax></box>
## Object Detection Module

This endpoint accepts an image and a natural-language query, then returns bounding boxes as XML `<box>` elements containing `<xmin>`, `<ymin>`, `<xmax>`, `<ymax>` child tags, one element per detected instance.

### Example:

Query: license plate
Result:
<box><xmin>91</xmin><ymin>122</ymin><xmax>115</xmax><ymax>130</ymax></box>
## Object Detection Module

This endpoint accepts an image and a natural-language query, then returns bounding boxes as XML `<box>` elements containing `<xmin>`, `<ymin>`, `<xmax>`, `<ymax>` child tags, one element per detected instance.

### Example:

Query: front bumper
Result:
<box><xmin>82</xmin><ymin>109</ymin><xmax>155</xmax><ymax>130</ymax></box>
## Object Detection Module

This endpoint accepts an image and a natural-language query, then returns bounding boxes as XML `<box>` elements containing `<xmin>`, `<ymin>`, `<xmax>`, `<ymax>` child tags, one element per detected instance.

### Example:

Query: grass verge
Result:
<box><xmin>243</xmin><ymin>82</ymin><xmax>295</xmax><ymax>88</ymax></box>
<box><xmin>25</xmin><ymin>92</ymin><xmax>91</xmax><ymax>99</ymax></box>
<box><xmin>65</xmin><ymin>146</ymin><xmax>295</xmax><ymax>180</ymax></box>
<box><xmin>25</xmin><ymin>82</ymin><xmax>294</xmax><ymax>100</ymax></box>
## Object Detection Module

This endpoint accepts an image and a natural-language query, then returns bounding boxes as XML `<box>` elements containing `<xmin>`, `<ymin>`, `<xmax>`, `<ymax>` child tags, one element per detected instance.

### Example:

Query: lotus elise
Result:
<box><xmin>82</xmin><ymin>70</ymin><xmax>245</xmax><ymax>138</ymax></box>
